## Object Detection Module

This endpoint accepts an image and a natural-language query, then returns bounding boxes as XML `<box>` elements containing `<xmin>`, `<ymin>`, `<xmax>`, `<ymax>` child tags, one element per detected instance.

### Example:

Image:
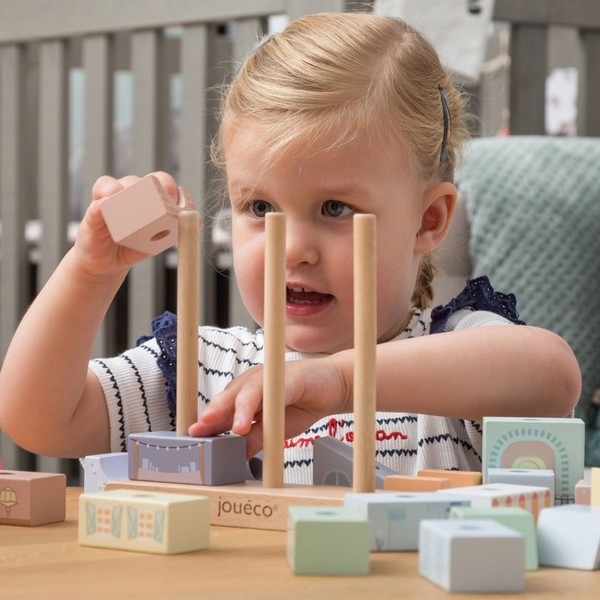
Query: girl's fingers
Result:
<box><xmin>91</xmin><ymin>172</ymin><xmax>179</xmax><ymax>204</ymax></box>
<box><xmin>91</xmin><ymin>175</ymin><xmax>125</xmax><ymax>201</ymax></box>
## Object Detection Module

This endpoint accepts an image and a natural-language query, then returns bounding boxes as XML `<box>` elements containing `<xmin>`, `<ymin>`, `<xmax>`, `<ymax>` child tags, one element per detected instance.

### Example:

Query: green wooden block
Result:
<box><xmin>450</xmin><ymin>505</ymin><xmax>538</xmax><ymax>570</ymax></box>
<box><xmin>287</xmin><ymin>506</ymin><xmax>370</xmax><ymax>575</ymax></box>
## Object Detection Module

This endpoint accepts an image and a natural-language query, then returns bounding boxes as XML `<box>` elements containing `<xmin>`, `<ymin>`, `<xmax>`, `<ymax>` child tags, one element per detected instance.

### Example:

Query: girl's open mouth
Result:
<box><xmin>286</xmin><ymin>286</ymin><xmax>333</xmax><ymax>305</ymax></box>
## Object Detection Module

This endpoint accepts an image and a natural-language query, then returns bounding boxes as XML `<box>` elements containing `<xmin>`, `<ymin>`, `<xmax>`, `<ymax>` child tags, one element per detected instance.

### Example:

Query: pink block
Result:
<box><xmin>100</xmin><ymin>174</ymin><xmax>181</xmax><ymax>255</ymax></box>
<box><xmin>0</xmin><ymin>470</ymin><xmax>66</xmax><ymax>526</ymax></box>
<box><xmin>575</xmin><ymin>479</ymin><xmax>591</xmax><ymax>505</ymax></box>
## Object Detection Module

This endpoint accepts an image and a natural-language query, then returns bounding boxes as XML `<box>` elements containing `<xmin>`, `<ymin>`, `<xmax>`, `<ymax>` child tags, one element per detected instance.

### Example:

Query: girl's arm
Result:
<box><xmin>0</xmin><ymin>172</ymin><xmax>180</xmax><ymax>458</ymax></box>
<box><xmin>190</xmin><ymin>324</ymin><xmax>581</xmax><ymax>458</ymax></box>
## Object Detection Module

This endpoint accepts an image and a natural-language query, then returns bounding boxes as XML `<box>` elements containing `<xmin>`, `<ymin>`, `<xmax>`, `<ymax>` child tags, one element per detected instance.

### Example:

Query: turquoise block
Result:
<box><xmin>450</xmin><ymin>505</ymin><xmax>538</xmax><ymax>570</ymax></box>
<box><xmin>287</xmin><ymin>506</ymin><xmax>370</xmax><ymax>575</ymax></box>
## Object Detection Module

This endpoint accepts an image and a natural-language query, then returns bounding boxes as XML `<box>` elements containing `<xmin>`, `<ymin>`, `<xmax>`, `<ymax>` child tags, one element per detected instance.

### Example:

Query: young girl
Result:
<box><xmin>0</xmin><ymin>13</ymin><xmax>580</xmax><ymax>484</ymax></box>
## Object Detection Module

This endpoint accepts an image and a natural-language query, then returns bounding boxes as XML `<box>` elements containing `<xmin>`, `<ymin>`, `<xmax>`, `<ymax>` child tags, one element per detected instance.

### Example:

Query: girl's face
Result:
<box><xmin>225</xmin><ymin>124</ymin><xmax>433</xmax><ymax>355</ymax></box>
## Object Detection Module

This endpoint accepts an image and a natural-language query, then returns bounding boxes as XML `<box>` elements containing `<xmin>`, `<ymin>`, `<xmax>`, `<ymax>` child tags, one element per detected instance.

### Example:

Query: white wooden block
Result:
<box><xmin>99</xmin><ymin>174</ymin><xmax>180</xmax><ymax>255</ymax></box>
<box><xmin>79</xmin><ymin>489</ymin><xmax>210</xmax><ymax>554</ymax></box>
<box><xmin>419</xmin><ymin>519</ymin><xmax>525</xmax><ymax>592</ymax></box>
<box><xmin>344</xmin><ymin>492</ymin><xmax>470</xmax><ymax>551</ymax></box>
<box><xmin>442</xmin><ymin>482</ymin><xmax>552</xmax><ymax>521</ymax></box>
<box><xmin>82</xmin><ymin>452</ymin><xmax>128</xmax><ymax>492</ymax></box>
<box><xmin>537</xmin><ymin>505</ymin><xmax>600</xmax><ymax>570</ymax></box>
<box><xmin>487</xmin><ymin>468</ymin><xmax>555</xmax><ymax>504</ymax></box>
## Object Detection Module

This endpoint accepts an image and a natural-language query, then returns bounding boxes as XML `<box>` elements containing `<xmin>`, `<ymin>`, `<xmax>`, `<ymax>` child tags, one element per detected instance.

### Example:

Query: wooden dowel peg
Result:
<box><xmin>262</xmin><ymin>212</ymin><xmax>286</xmax><ymax>488</ymax></box>
<box><xmin>352</xmin><ymin>214</ymin><xmax>377</xmax><ymax>493</ymax></box>
<box><xmin>176</xmin><ymin>208</ymin><xmax>201</xmax><ymax>436</ymax></box>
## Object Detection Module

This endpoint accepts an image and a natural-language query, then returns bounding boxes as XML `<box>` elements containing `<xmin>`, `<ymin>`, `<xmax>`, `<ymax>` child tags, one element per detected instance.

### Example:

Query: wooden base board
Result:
<box><xmin>105</xmin><ymin>479</ymin><xmax>349</xmax><ymax>531</ymax></box>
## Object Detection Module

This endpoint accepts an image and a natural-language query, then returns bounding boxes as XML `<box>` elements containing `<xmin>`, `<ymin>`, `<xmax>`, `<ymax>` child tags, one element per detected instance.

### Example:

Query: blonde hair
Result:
<box><xmin>213</xmin><ymin>12</ymin><xmax>469</xmax><ymax>307</ymax></box>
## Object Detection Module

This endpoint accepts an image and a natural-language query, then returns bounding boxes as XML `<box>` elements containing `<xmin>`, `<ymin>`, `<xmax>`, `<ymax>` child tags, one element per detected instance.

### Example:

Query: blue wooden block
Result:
<box><xmin>128</xmin><ymin>431</ymin><xmax>246</xmax><ymax>486</ymax></box>
<box><xmin>487</xmin><ymin>467</ymin><xmax>555</xmax><ymax>504</ymax></box>
<box><xmin>482</xmin><ymin>417</ymin><xmax>585</xmax><ymax>504</ymax></box>
<box><xmin>537</xmin><ymin>504</ymin><xmax>600</xmax><ymax>570</ymax></box>
<box><xmin>450</xmin><ymin>505</ymin><xmax>538</xmax><ymax>570</ymax></box>
<box><xmin>79</xmin><ymin>489</ymin><xmax>210</xmax><ymax>554</ymax></box>
<box><xmin>82</xmin><ymin>452</ymin><xmax>129</xmax><ymax>492</ymax></box>
<box><xmin>287</xmin><ymin>506</ymin><xmax>370</xmax><ymax>575</ymax></box>
<box><xmin>344</xmin><ymin>492</ymin><xmax>470</xmax><ymax>551</ymax></box>
<box><xmin>419</xmin><ymin>519</ymin><xmax>525</xmax><ymax>592</ymax></box>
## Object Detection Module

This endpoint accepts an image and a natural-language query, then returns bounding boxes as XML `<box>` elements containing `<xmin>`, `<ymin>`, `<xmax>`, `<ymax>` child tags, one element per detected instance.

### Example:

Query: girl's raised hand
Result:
<box><xmin>188</xmin><ymin>355</ymin><xmax>352</xmax><ymax>458</ymax></box>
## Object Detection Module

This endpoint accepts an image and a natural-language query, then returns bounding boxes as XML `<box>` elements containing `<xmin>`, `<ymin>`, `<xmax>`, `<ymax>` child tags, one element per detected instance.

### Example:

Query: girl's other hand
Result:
<box><xmin>189</xmin><ymin>356</ymin><xmax>351</xmax><ymax>458</ymax></box>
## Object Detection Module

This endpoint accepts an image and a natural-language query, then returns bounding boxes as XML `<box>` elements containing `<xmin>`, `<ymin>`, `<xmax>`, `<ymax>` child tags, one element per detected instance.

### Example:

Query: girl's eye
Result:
<box><xmin>322</xmin><ymin>200</ymin><xmax>353</xmax><ymax>218</ymax></box>
<box><xmin>250</xmin><ymin>200</ymin><xmax>274</xmax><ymax>218</ymax></box>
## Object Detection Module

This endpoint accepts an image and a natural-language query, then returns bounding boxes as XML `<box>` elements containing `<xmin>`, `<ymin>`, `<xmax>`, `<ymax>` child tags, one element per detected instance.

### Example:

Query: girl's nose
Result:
<box><xmin>285</xmin><ymin>220</ymin><xmax>319</xmax><ymax>268</ymax></box>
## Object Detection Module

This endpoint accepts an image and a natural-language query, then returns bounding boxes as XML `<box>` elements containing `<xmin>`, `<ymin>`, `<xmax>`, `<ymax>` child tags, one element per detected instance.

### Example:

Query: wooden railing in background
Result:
<box><xmin>1</xmin><ymin>0</ymin><xmax>599</xmax><ymax>479</ymax></box>
<box><xmin>0</xmin><ymin>0</ymin><xmax>368</xmax><ymax>479</ymax></box>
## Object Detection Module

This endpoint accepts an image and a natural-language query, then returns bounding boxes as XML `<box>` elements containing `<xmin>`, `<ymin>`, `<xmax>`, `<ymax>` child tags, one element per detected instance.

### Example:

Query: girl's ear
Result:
<box><xmin>414</xmin><ymin>182</ymin><xmax>457</xmax><ymax>255</ymax></box>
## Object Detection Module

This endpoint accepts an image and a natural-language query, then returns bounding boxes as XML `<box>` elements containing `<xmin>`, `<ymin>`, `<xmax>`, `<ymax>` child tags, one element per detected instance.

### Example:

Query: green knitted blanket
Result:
<box><xmin>456</xmin><ymin>135</ymin><xmax>600</xmax><ymax>464</ymax></box>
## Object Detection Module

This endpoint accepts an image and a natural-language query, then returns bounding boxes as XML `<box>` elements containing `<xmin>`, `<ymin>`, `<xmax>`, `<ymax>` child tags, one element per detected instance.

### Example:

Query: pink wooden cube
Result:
<box><xmin>99</xmin><ymin>174</ymin><xmax>180</xmax><ymax>255</ymax></box>
<box><xmin>0</xmin><ymin>470</ymin><xmax>66</xmax><ymax>526</ymax></box>
<box><xmin>575</xmin><ymin>479</ymin><xmax>591</xmax><ymax>505</ymax></box>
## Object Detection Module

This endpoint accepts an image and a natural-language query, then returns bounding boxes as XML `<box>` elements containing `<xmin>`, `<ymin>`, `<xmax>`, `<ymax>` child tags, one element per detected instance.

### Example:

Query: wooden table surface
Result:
<box><xmin>0</xmin><ymin>488</ymin><xmax>597</xmax><ymax>599</ymax></box>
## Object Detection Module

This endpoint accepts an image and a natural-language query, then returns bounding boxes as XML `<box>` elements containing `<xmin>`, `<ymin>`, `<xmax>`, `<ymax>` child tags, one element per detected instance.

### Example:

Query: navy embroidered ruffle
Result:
<box><xmin>430</xmin><ymin>276</ymin><xmax>525</xmax><ymax>334</ymax></box>
<box><xmin>138</xmin><ymin>310</ymin><xmax>179</xmax><ymax>414</ymax></box>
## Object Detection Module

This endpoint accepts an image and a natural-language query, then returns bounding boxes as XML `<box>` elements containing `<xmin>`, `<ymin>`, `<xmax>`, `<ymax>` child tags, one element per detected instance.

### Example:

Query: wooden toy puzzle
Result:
<box><xmin>106</xmin><ymin>213</ymin><xmax>380</xmax><ymax>530</ymax></box>
<box><xmin>79</xmin><ymin>489</ymin><xmax>210</xmax><ymax>554</ymax></box>
<box><xmin>419</xmin><ymin>519</ymin><xmax>525</xmax><ymax>592</ymax></box>
<box><xmin>0</xmin><ymin>470</ymin><xmax>66</xmax><ymax>526</ymax></box>
<box><xmin>482</xmin><ymin>416</ymin><xmax>585</xmax><ymax>504</ymax></box>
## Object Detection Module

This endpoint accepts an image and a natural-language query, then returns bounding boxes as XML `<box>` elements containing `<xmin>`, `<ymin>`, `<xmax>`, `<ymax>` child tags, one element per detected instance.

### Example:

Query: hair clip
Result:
<box><xmin>438</xmin><ymin>85</ymin><xmax>450</xmax><ymax>163</ymax></box>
